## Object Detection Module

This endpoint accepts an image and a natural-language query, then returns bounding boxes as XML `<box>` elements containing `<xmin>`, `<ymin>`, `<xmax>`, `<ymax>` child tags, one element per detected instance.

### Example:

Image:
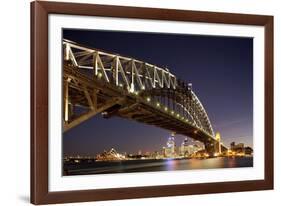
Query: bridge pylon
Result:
<box><xmin>214</xmin><ymin>132</ymin><xmax>222</xmax><ymax>155</ymax></box>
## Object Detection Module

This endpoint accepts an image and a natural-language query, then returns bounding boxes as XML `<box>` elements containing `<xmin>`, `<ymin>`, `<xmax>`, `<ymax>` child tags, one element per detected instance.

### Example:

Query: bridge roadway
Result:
<box><xmin>64</xmin><ymin>64</ymin><xmax>228</xmax><ymax>153</ymax></box>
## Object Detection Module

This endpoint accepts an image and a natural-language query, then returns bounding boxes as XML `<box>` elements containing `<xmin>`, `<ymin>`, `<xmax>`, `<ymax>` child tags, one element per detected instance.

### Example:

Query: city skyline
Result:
<box><xmin>63</xmin><ymin>29</ymin><xmax>253</xmax><ymax>156</ymax></box>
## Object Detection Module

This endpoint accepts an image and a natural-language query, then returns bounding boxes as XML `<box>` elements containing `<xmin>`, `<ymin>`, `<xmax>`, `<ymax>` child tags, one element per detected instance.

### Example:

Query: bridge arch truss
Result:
<box><xmin>63</xmin><ymin>39</ymin><xmax>222</xmax><ymax>151</ymax></box>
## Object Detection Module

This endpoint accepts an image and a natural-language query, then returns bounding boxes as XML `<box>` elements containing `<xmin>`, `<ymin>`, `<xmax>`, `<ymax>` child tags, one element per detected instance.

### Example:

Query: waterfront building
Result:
<box><xmin>230</xmin><ymin>142</ymin><xmax>245</xmax><ymax>153</ymax></box>
<box><xmin>161</xmin><ymin>147</ymin><xmax>166</xmax><ymax>157</ymax></box>
<box><xmin>164</xmin><ymin>132</ymin><xmax>176</xmax><ymax>158</ymax></box>
<box><xmin>186</xmin><ymin>145</ymin><xmax>196</xmax><ymax>155</ymax></box>
<box><xmin>95</xmin><ymin>148</ymin><xmax>126</xmax><ymax>161</ymax></box>
<box><xmin>186</xmin><ymin>143</ymin><xmax>205</xmax><ymax>156</ymax></box>
<box><xmin>151</xmin><ymin>151</ymin><xmax>160</xmax><ymax>159</ymax></box>
<box><xmin>179</xmin><ymin>137</ymin><xmax>189</xmax><ymax>157</ymax></box>
<box><xmin>230</xmin><ymin>142</ymin><xmax>235</xmax><ymax>149</ymax></box>
<box><xmin>164</xmin><ymin>147</ymin><xmax>172</xmax><ymax>158</ymax></box>
<box><xmin>244</xmin><ymin>146</ymin><xmax>253</xmax><ymax>155</ymax></box>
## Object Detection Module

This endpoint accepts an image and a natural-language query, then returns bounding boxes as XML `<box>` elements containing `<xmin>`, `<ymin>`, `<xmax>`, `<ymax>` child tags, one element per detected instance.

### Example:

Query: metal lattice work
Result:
<box><xmin>63</xmin><ymin>39</ymin><xmax>226</xmax><ymax>153</ymax></box>
<box><xmin>64</xmin><ymin>39</ymin><xmax>177</xmax><ymax>93</ymax></box>
<box><xmin>143</xmin><ymin>87</ymin><xmax>214</xmax><ymax>137</ymax></box>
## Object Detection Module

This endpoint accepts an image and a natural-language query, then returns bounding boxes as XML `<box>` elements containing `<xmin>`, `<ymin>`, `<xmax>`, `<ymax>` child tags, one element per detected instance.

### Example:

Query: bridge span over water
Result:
<box><xmin>63</xmin><ymin>39</ymin><xmax>227</xmax><ymax>154</ymax></box>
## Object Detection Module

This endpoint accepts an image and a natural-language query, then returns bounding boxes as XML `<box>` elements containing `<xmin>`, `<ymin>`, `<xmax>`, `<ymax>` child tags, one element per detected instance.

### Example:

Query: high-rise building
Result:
<box><xmin>161</xmin><ymin>147</ymin><xmax>166</xmax><ymax>157</ymax></box>
<box><xmin>179</xmin><ymin>137</ymin><xmax>189</xmax><ymax>157</ymax></box>
<box><xmin>230</xmin><ymin>142</ymin><xmax>236</xmax><ymax>150</ymax></box>
<box><xmin>186</xmin><ymin>145</ymin><xmax>196</xmax><ymax>155</ymax></box>
<box><xmin>165</xmin><ymin>132</ymin><xmax>176</xmax><ymax>158</ymax></box>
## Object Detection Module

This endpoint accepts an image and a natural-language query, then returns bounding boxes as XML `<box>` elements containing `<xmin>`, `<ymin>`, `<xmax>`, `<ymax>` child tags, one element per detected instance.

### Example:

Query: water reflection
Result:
<box><xmin>165</xmin><ymin>158</ymin><xmax>179</xmax><ymax>170</ymax></box>
<box><xmin>64</xmin><ymin>157</ymin><xmax>253</xmax><ymax>175</ymax></box>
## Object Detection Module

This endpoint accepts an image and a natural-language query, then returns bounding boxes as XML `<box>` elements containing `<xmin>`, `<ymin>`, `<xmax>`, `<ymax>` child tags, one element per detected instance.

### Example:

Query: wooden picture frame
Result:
<box><xmin>31</xmin><ymin>1</ymin><xmax>273</xmax><ymax>204</ymax></box>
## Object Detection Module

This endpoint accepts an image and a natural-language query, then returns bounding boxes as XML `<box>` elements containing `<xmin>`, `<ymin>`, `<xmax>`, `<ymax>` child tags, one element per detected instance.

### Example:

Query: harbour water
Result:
<box><xmin>64</xmin><ymin>156</ymin><xmax>253</xmax><ymax>176</ymax></box>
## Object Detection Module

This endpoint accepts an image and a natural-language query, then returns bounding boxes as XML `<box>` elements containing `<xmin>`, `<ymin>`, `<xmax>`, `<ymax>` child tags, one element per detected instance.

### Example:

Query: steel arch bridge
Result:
<box><xmin>63</xmin><ymin>39</ymin><xmax>227</xmax><ymax>154</ymax></box>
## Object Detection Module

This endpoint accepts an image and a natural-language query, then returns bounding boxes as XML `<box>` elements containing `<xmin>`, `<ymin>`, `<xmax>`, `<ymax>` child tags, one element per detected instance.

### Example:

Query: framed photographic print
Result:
<box><xmin>31</xmin><ymin>1</ymin><xmax>274</xmax><ymax>204</ymax></box>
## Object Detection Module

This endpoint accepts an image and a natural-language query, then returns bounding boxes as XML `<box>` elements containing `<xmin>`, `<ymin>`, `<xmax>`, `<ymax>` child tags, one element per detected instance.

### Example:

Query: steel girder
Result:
<box><xmin>63</xmin><ymin>39</ymin><xmax>216</xmax><ymax>142</ymax></box>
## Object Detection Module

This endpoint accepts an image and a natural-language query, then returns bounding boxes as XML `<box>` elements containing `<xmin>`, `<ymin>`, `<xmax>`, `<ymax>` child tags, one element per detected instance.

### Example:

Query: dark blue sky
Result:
<box><xmin>63</xmin><ymin>29</ymin><xmax>253</xmax><ymax>156</ymax></box>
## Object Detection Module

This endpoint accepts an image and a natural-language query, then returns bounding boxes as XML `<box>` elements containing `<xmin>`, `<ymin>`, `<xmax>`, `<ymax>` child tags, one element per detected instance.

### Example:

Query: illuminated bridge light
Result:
<box><xmin>63</xmin><ymin>39</ymin><xmax>219</xmax><ymax>148</ymax></box>
<box><xmin>97</xmin><ymin>72</ymin><xmax>102</xmax><ymax>78</ymax></box>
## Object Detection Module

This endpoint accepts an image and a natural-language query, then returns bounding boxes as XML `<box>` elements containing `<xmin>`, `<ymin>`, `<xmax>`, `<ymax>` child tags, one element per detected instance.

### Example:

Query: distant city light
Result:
<box><xmin>64</xmin><ymin>131</ymin><xmax>253</xmax><ymax>165</ymax></box>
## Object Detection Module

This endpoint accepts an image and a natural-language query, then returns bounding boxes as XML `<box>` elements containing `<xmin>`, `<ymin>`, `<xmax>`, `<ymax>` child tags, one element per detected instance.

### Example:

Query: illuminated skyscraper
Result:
<box><xmin>165</xmin><ymin>132</ymin><xmax>176</xmax><ymax>157</ymax></box>
<box><xmin>180</xmin><ymin>137</ymin><xmax>189</xmax><ymax>156</ymax></box>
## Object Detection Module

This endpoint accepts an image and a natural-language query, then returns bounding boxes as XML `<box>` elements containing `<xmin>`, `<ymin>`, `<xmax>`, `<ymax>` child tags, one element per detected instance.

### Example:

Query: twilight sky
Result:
<box><xmin>63</xmin><ymin>29</ymin><xmax>253</xmax><ymax>156</ymax></box>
